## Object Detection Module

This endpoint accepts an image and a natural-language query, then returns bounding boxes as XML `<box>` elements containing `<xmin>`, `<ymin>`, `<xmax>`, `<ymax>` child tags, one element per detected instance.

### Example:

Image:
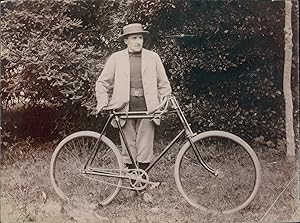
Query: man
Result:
<box><xmin>95</xmin><ymin>23</ymin><xmax>171</xmax><ymax>172</ymax></box>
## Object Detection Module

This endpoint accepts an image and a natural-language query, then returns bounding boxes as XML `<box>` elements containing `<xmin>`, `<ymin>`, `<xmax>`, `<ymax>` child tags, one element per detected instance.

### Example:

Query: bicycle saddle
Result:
<box><xmin>103</xmin><ymin>101</ymin><xmax>128</xmax><ymax>111</ymax></box>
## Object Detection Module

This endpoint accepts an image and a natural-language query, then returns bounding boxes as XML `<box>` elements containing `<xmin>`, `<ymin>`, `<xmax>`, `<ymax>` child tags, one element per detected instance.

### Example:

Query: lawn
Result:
<box><xmin>1</xmin><ymin>140</ymin><xmax>299</xmax><ymax>223</ymax></box>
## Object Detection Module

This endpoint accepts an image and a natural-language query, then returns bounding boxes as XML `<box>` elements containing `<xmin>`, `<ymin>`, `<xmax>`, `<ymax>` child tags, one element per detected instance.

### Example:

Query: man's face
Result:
<box><xmin>124</xmin><ymin>34</ymin><xmax>144</xmax><ymax>53</ymax></box>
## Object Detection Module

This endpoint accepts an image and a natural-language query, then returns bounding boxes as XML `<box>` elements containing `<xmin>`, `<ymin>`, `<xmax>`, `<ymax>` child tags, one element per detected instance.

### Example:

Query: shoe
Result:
<box><xmin>126</xmin><ymin>163</ymin><xmax>136</xmax><ymax>169</ymax></box>
<box><xmin>138</xmin><ymin>162</ymin><xmax>150</xmax><ymax>172</ymax></box>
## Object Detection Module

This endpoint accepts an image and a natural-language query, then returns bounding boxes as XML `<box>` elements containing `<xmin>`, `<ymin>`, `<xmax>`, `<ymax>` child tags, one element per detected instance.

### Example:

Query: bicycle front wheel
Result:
<box><xmin>50</xmin><ymin>131</ymin><xmax>124</xmax><ymax>206</ymax></box>
<box><xmin>174</xmin><ymin>131</ymin><xmax>261</xmax><ymax>214</ymax></box>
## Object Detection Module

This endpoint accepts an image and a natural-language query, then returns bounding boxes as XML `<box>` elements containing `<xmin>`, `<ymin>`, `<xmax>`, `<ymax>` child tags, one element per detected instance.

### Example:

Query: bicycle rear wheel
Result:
<box><xmin>174</xmin><ymin>131</ymin><xmax>261</xmax><ymax>214</ymax></box>
<box><xmin>50</xmin><ymin>131</ymin><xmax>124</xmax><ymax>206</ymax></box>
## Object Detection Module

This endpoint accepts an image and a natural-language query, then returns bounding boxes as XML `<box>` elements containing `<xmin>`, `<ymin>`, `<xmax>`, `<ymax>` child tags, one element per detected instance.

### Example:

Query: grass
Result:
<box><xmin>0</xmin><ymin>139</ymin><xmax>299</xmax><ymax>223</ymax></box>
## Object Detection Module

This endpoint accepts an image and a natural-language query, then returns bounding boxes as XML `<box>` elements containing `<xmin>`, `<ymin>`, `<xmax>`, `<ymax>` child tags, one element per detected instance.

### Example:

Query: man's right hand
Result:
<box><xmin>96</xmin><ymin>103</ymin><xmax>106</xmax><ymax>113</ymax></box>
<box><xmin>91</xmin><ymin>103</ymin><xmax>106</xmax><ymax>115</ymax></box>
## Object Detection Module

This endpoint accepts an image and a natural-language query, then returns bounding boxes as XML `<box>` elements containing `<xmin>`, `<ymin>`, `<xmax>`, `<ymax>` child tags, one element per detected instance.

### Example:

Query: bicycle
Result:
<box><xmin>50</xmin><ymin>95</ymin><xmax>261</xmax><ymax>214</ymax></box>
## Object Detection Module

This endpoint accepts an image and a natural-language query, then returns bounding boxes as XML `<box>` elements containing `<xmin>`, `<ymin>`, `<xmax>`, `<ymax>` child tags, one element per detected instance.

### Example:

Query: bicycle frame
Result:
<box><xmin>84</xmin><ymin>95</ymin><xmax>217</xmax><ymax>180</ymax></box>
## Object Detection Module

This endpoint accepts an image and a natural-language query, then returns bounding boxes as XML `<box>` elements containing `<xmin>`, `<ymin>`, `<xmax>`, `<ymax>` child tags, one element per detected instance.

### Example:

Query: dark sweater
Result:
<box><xmin>129</xmin><ymin>51</ymin><xmax>147</xmax><ymax>111</ymax></box>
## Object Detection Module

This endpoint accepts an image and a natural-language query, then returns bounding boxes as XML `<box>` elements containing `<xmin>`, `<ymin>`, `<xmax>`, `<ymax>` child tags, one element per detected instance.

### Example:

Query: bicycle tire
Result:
<box><xmin>174</xmin><ymin>130</ymin><xmax>261</xmax><ymax>214</ymax></box>
<box><xmin>50</xmin><ymin>131</ymin><xmax>124</xmax><ymax>206</ymax></box>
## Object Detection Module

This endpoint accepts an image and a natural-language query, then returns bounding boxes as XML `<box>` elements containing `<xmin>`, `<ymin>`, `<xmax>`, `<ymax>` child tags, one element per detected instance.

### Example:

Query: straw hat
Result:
<box><xmin>119</xmin><ymin>23</ymin><xmax>149</xmax><ymax>38</ymax></box>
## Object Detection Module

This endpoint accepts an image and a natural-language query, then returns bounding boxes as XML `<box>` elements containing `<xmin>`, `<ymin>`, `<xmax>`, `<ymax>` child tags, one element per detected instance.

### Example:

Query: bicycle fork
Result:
<box><xmin>187</xmin><ymin>137</ymin><xmax>224</xmax><ymax>178</ymax></box>
<box><xmin>171</xmin><ymin>97</ymin><xmax>223</xmax><ymax>178</ymax></box>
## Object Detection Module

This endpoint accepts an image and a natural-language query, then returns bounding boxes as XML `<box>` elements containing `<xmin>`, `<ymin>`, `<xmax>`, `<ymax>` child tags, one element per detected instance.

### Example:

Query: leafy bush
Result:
<box><xmin>1</xmin><ymin>0</ymin><xmax>104</xmax><ymax>110</ymax></box>
<box><xmin>1</xmin><ymin>0</ymin><xmax>298</xmax><ymax>148</ymax></box>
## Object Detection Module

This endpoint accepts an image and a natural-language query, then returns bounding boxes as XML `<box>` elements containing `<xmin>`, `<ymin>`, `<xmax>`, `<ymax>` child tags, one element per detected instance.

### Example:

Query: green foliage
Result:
<box><xmin>129</xmin><ymin>0</ymin><xmax>288</xmax><ymax>141</ymax></box>
<box><xmin>1</xmin><ymin>0</ymin><xmax>104</xmax><ymax>110</ymax></box>
<box><xmin>1</xmin><ymin>0</ymin><xmax>297</xmax><ymax>147</ymax></box>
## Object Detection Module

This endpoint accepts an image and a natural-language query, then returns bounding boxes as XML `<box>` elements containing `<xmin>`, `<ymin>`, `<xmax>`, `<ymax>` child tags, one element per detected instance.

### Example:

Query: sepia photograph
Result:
<box><xmin>1</xmin><ymin>0</ymin><xmax>299</xmax><ymax>222</ymax></box>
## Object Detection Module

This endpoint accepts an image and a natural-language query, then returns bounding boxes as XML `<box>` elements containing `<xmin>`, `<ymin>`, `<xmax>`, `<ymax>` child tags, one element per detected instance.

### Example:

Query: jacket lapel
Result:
<box><xmin>122</xmin><ymin>49</ymin><xmax>130</xmax><ymax>77</ymax></box>
<box><xmin>141</xmin><ymin>48</ymin><xmax>149</xmax><ymax>78</ymax></box>
<box><xmin>114</xmin><ymin>49</ymin><xmax>130</xmax><ymax>104</ymax></box>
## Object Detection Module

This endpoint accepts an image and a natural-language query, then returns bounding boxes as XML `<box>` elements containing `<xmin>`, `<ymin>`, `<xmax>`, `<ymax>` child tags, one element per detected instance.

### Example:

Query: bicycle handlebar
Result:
<box><xmin>97</xmin><ymin>95</ymin><xmax>171</xmax><ymax>115</ymax></box>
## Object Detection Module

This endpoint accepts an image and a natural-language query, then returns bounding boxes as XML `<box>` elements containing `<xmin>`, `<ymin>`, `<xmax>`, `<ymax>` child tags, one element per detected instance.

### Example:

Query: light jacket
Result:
<box><xmin>95</xmin><ymin>48</ymin><xmax>172</xmax><ymax>127</ymax></box>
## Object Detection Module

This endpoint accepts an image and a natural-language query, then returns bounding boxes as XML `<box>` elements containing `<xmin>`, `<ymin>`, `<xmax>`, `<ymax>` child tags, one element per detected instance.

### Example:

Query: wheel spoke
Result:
<box><xmin>56</xmin><ymin>156</ymin><xmax>79</xmax><ymax>169</ymax></box>
<box><xmin>61</xmin><ymin>143</ymin><xmax>83</xmax><ymax>167</ymax></box>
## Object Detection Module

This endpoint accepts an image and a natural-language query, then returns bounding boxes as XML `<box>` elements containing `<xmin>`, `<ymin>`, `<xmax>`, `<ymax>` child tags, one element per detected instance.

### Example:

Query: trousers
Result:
<box><xmin>120</xmin><ymin>119</ymin><xmax>155</xmax><ymax>164</ymax></box>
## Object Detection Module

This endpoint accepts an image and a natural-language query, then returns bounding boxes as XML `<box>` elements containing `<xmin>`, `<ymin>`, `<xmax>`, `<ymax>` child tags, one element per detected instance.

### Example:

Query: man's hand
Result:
<box><xmin>96</xmin><ymin>103</ymin><xmax>106</xmax><ymax>113</ymax></box>
<box><xmin>90</xmin><ymin>103</ymin><xmax>106</xmax><ymax>115</ymax></box>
